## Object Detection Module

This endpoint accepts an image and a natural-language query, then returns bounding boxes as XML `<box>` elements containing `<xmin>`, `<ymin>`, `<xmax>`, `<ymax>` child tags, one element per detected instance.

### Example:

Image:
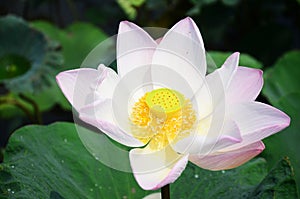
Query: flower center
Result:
<box><xmin>145</xmin><ymin>88</ymin><xmax>184</xmax><ymax>115</ymax></box>
<box><xmin>130</xmin><ymin>88</ymin><xmax>196</xmax><ymax>151</ymax></box>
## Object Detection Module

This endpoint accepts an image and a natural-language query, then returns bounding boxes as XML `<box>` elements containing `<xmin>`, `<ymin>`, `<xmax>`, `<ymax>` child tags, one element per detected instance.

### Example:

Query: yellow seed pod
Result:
<box><xmin>145</xmin><ymin>88</ymin><xmax>185</xmax><ymax>115</ymax></box>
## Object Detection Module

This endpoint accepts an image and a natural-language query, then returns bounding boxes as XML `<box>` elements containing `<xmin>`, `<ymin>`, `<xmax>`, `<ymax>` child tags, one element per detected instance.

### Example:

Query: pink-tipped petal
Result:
<box><xmin>56</xmin><ymin>68</ymin><xmax>100</xmax><ymax>111</ymax></box>
<box><xmin>163</xmin><ymin>17</ymin><xmax>206</xmax><ymax>75</ymax></box>
<box><xmin>79</xmin><ymin>99</ymin><xmax>144</xmax><ymax>147</ymax></box>
<box><xmin>117</xmin><ymin>21</ymin><xmax>157</xmax><ymax>77</ymax></box>
<box><xmin>227</xmin><ymin>67</ymin><xmax>263</xmax><ymax>103</ymax></box>
<box><xmin>151</xmin><ymin>17</ymin><xmax>206</xmax><ymax>97</ymax></box>
<box><xmin>218</xmin><ymin>52</ymin><xmax>240</xmax><ymax>88</ymax></box>
<box><xmin>229</xmin><ymin>102</ymin><xmax>290</xmax><ymax>147</ymax></box>
<box><xmin>129</xmin><ymin>146</ymin><xmax>188</xmax><ymax>190</ymax></box>
<box><xmin>189</xmin><ymin>141</ymin><xmax>265</xmax><ymax>170</ymax></box>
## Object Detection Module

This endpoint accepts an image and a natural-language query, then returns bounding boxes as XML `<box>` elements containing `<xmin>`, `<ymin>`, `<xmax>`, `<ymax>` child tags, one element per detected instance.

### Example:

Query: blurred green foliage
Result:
<box><xmin>31</xmin><ymin>21</ymin><xmax>108</xmax><ymax>70</ymax></box>
<box><xmin>188</xmin><ymin>0</ymin><xmax>240</xmax><ymax>15</ymax></box>
<box><xmin>117</xmin><ymin>0</ymin><xmax>146</xmax><ymax>20</ymax></box>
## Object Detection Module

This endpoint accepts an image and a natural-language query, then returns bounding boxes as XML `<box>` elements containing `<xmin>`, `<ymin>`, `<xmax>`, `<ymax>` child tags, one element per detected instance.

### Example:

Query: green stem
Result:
<box><xmin>0</xmin><ymin>98</ymin><xmax>35</xmax><ymax>122</ymax></box>
<box><xmin>19</xmin><ymin>94</ymin><xmax>42</xmax><ymax>124</ymax></box>
<box><xmin>161</xmin><ymin>184</ymin><xmax>170</xmax><ymax>199</ymax></box>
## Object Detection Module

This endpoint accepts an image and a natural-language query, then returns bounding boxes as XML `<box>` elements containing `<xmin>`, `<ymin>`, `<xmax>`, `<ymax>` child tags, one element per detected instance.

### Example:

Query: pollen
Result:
<box><xmin>130</xmin><ymin>88</ymin><xmax>196</xmax><ymax>151</ymax></box>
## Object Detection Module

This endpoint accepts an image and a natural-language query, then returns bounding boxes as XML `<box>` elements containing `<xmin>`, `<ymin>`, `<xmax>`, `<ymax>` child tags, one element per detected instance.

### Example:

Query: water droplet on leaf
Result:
<box><xmin>131</xmin><ymin>188</ymin><xmax>136</xmax><ymax>193</ymax></box>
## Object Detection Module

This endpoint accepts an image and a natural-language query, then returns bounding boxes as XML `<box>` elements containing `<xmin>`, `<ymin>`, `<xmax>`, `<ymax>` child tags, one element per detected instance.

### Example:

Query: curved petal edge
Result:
<box><xmin>189</xmin><ymin>141</ymin><xmax>265</xmax><ymax>170</ymax></box>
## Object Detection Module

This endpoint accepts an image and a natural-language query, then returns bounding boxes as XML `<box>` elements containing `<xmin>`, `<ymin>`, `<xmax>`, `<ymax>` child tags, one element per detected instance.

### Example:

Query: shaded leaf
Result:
<box><xmin>262</xmin><ymin>50</ymin><xmax>300</xmax><ymax>194</ymax></box>
<box><xmin>0</xmin><ymin>15</ymin><xmax>63</xmax><ymax>93</ymax></box>
<box><xmin>0</xmin><ymin>122</ymin><xmax>150</xmax><ymax>199</ymax></box>
<box><xmin>249</xmin><ymin>158</ymin><xmax>298</xmax><ymax>199</ymax></box>
<box><xmin>172</xmin><ymin>158</ymin><xmax>267</xmax><ymax>198</ymax></box>
<box><xmin>172</xmin><ymin>158</ymin><xmax>297</xmax><ymax>199</ymax></box>
<box><xmin>263</xmin><ymin>50</ymin><xmax>300</xmax><ymax>105</ymax></box>
<box><xmin>261</xmin><ymin>93</ymin><xmax>300</xmax><ymax>196</ymax></box>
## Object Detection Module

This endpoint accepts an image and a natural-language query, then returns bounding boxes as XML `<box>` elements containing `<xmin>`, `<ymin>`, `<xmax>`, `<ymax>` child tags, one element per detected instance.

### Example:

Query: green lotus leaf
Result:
<box><xmin>0</xmin><ymin>15</ymin><xmax>63</xmax><ymax>93</ymax></box>
<box><xmin>263</xmin><ymin>50</ymin><xmax>300</xmax><ymax>105</ymax></box>
<box><xmin>262</xmin><ymin>50</ymin><xmax>300</xmax><ymax>193</ymax></box>
<box><xmin>0</xmin><ymin>123</ymin><xmax>297</xmax><ymax>198</ymax></box>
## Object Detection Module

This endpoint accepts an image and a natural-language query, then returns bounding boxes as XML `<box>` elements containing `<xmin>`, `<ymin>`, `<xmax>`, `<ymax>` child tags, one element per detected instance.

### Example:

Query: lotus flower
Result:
<box><xmin>56</xmin><ymin>17</ymin><xmax>290</xmax><ymax>190</ymax></box>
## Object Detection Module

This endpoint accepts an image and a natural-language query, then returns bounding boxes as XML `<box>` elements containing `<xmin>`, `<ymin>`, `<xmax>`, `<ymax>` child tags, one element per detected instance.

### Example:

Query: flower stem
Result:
<box><xmin>161</xmin><ymin>184</ymin><xmax>170</xmax><ymax>199</ymax></box>
<box><xmin>0</xmin><ymin>98</ymin><xmax>35</xmax><ymax>122</ymax></box>
<box><xmin>19</xmin><ymin>94</ymin><xmax>42</xmax><ymax>124</ymax></box>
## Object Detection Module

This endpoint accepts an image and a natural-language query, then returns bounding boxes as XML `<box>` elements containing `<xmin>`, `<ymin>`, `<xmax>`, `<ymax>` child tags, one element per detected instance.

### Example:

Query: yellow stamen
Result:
<box><xmin>130</xmin><ymin>88</ymin><xmax>196</xmax><ymax>151</ymax></box>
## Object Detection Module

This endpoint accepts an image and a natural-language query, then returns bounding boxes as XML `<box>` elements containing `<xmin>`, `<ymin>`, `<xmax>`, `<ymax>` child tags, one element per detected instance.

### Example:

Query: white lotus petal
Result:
<box><xmin>117</xmin><ymin>21</ymin><xmax>157</xmax><ymax>77</ymax></box>
<box><xmin>130</xmin><ymin>146</ymin><xmax>188</xmax><ymax>190</ymax></box>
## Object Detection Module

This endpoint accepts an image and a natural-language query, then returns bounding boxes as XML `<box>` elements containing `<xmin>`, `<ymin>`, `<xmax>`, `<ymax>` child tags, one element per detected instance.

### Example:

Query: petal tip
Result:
<box><xmin>257</xmin><ymin>69</ymin><xmax>263</xmax><ymax>78</ymax></box>
<box><xmin>247</xmin><ymin>67</ymin><xmax>263</xmax><ymax>76</ymax></box>
<box><xmin>55</xmin><ymin>71</ymin><xmax>64</xmax><ymax>84</ymax></box>
<box><xmin>231</xmin><ymin>52</ymin><xmax>240</xmax><ymax>61</ymax></box>
<box><xmin>233</xmin><ymin>51</ymin><xmax>240</xmax><ymax>56</ymax></box>
<box><xmin>55</xmin><ymin>73</ymin><xmax>61</xmax><ymax>84</ymax></box>
<box><xmin>120</xmin><ymin>20</ymin><xmax>131</xmax><ymax>25</ymax></box>
<box><xmin>273</xmin><ymin>107</ymin><xmax>291</xmax><ymax>130</ymax></box>
<box><xmin>258</xmin><ymin>141</ymin><xmax>266</xmax><ymax>151</ymax></box>
<box><xmin>182</xmin><ymin>16</ymin><xmax>194</xmax><ymax>23</ymax></box>
<box><xmin>221</xmin><ymin>52</ymin><xmax>240</xmax><ymax>72</ymax></box>
<box><xmin>282</xmin><ymin>114</ymin><xmax>291</xmax><ymax>129</ymax></box>
<box><xmin>178</xmin><ymin>17</ymin><xmax>198</xmax><ymax>31</ymax></box>
<box><xmin>119</xmin><ymin>20</ymin><xmax>138</xmax><ymax>33</ymax></box>
<box><xmin>55</xmin><ymin>71</ymin><xmax>72</xmax><ymax>95</ymax></box>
